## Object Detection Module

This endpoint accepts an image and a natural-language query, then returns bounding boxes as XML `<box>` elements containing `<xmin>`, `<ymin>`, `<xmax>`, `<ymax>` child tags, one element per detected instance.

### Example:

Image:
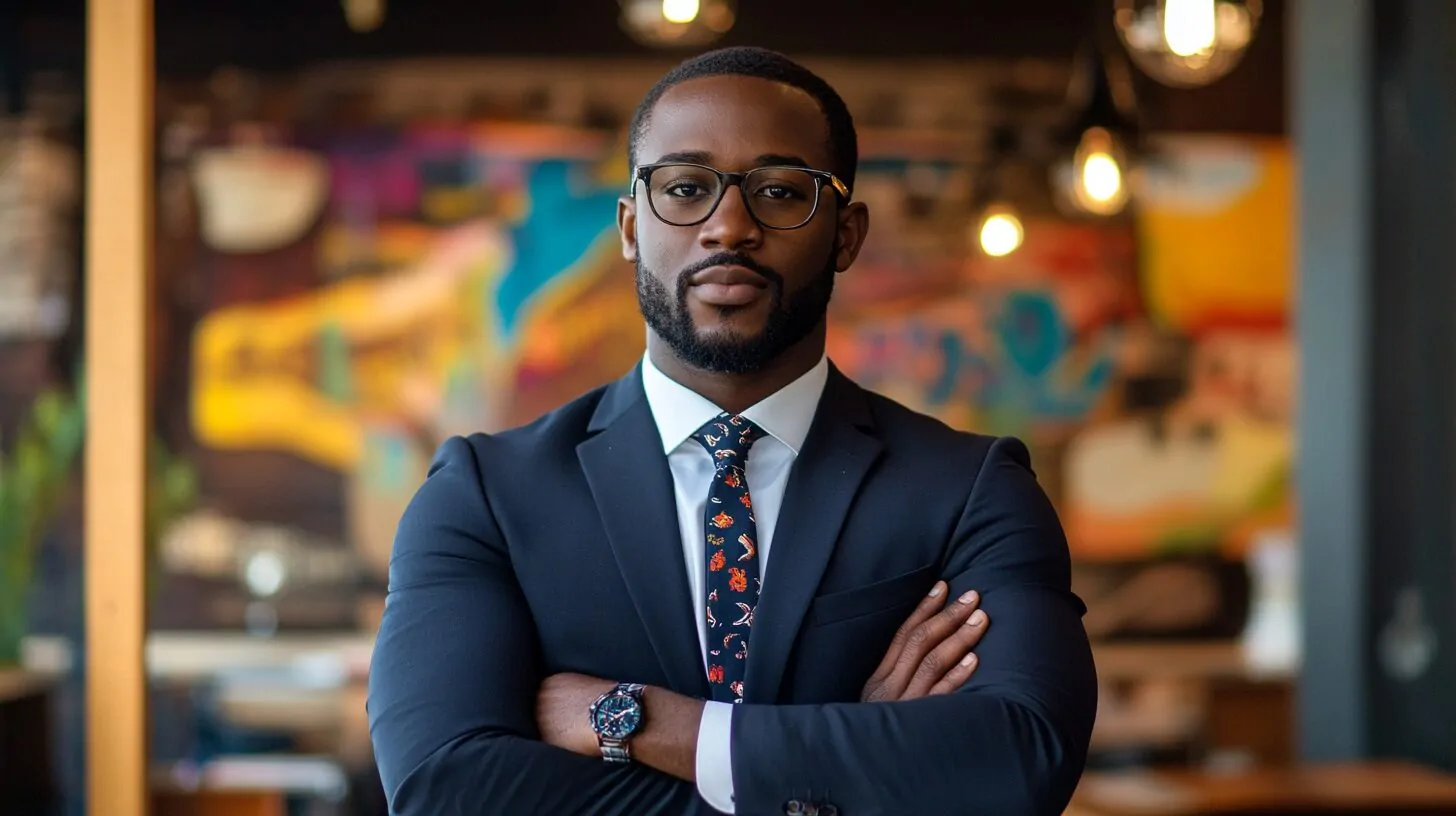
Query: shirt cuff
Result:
<box><xmin>694</xmin><ymin>701</ymin><xmax>736</xmax><ymax>814</ymax></box>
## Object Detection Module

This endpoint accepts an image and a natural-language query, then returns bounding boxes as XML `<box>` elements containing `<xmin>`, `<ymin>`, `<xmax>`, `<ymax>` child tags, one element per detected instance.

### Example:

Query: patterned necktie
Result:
<box><xmin>693</xmin><ymin>412</ymin><xmax>765</xmax><ymax>704</ymax></box>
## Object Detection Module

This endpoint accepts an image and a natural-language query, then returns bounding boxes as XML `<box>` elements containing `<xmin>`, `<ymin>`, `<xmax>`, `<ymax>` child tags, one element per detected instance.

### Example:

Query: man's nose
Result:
<box><xmin>698</xmin><ymin>185</ymin><xmax>763</xmax><ymax>251</ymax></box>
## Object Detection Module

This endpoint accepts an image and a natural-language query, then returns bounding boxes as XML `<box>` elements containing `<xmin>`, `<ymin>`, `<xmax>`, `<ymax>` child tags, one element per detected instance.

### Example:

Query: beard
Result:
<box><xmin>636</xmin><ymin>248</ymin><xmax>836</xmax><ymax>375</ymax></box>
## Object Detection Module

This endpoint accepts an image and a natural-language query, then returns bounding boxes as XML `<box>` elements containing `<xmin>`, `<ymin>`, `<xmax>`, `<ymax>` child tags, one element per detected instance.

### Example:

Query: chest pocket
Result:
<box><xmin>806</xmin><ymin>563</ymin><xmax>939</xmax><ymax>627</ymax></box>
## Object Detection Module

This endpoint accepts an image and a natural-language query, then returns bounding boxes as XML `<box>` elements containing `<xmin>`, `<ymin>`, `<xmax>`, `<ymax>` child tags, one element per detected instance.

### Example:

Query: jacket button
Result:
<box><xmin>783</xmin><ymin>800</ymin><xmax>806</xmax><ymax>816</ymax></box>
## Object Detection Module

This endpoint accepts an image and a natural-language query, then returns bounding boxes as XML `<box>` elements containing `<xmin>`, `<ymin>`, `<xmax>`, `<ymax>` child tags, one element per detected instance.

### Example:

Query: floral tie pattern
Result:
<box><xmin>693</xmin><ymin>412</ymin><xmax>764</xmax><ymax>704</ymax></box>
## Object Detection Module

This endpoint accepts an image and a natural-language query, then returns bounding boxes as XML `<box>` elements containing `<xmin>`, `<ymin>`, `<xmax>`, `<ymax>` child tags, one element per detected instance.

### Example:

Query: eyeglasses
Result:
<box><xmin>632</xmin><ymin>162</ymin><xmax>850</xmax><ymax>231</ymax></box>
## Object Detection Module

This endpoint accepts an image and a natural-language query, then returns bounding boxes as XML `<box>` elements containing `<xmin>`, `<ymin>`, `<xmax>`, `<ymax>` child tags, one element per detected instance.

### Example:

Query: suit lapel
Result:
<box><xmin>744</xmin><ymin>366</ymin><xmax>883</xmax><ymax>703</ymax></box>
<box><xmin>577</xmin><ymin>367</ymin><xmax>711</xmax><ymax>699</ymax></box>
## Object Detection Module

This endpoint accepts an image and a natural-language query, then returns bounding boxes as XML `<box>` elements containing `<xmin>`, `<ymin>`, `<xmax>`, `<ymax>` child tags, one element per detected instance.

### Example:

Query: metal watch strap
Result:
<box><xmin>600</xmin><ymin>739</ymin><xmax>632</xmax><ymax>764</ymax></box>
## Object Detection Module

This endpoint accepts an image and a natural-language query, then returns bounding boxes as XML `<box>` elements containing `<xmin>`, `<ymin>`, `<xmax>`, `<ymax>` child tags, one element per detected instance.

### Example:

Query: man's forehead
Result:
<box><xmin>640</xmin><ymin>75</ymin><xmax>832</xmax><ymax>168</ymax></box>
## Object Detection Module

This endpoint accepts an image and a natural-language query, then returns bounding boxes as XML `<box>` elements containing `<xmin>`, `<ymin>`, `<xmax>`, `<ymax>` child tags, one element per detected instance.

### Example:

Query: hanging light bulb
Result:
<box><xmin>1163</xmin><ymin>0</ymin><xmax>1217</xmax><ymax>57</ymax></box>
<box><xmin>342</xmin><ymin>0</ymin><xmax>385</xmax><ymax>32</ymax></box>
<box><xmin>1052</xmin><ymin>42</ymin><xmax>1139</xmax><ymax>217</ymax></box>
<box><xmin>974</xmin><ymin>205</ymin><xmax>1025</xmax><ymax>258</ymax></box>
<box><xmin>661</xmin><ymin>0</ymin><xmax>701</xmax><ymax>24</ymax></box>
<box><xmin>1066</xmin><ymin>127</ymin><xmax>1130</xmax><ymax>216</ymax></box>
<box><xmin>620</xmin><ymin>0</ymin><xmax>736</xmax><ymax>48</ymax></box>
<box><xmin>1114</xmin><ymin>0</ymin><xmax>1262</xmax><ymax>88</ymax></box>
<box><xmin>1051</xmin><ymin>129</ymin><xmax>1133</xmax><ymax>217</ymax></box>
<box><xmin>972</xmin><ymin>126</ymin><xmax>1027</xmax><ymax>257</ymax></box>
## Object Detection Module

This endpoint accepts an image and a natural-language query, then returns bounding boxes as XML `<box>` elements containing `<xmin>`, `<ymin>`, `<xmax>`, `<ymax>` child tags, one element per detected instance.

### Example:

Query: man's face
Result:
<box><xmin>618</xmin><ymin>75</ymin><xmax>869</xmax><ymax>374</ymax></box>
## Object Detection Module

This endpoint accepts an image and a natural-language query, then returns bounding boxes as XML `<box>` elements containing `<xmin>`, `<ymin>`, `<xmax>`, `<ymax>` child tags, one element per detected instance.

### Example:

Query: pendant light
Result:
<box><xmin>1114</xmin><ymin>0</ymin><xmax>1262</xmax><ymax>88</ymax></box>
<box><xmin>1051</xmin><ymin>40</ymin><xmax>1141</xmax><ymax>217</ymax></box>
<box><xmin>619</xmin><ymin>0</ymin><xmax>737</xmax><ymax>48</ymax></box>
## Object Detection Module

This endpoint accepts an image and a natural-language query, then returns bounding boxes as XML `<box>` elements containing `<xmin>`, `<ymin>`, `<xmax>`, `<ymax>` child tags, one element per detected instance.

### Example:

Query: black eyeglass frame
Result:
<box><xmin>630</xmin><ymin>162</ymin><xmax>852</xmax><ymax>231</ymax></box>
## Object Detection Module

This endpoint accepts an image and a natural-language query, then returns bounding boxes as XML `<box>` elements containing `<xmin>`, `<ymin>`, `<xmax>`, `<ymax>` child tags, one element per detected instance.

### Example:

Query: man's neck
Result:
<box><xmin>646</xmin><ymin>332</ymin><xmax>825</xmax><ymax>416</ymax></box>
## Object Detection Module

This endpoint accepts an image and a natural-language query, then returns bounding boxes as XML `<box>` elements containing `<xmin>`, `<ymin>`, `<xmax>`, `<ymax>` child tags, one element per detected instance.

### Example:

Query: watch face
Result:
<box><xmin>592</xmin><ymin>692</ymin><xmax>642</xmax><ymax>740</ymax></box>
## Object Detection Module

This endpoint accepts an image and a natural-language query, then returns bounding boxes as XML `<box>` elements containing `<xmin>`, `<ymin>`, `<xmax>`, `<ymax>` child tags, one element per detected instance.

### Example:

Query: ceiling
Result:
<box><xmin>10</xmin><ymin>0</ymin><xmax>1285</xmax><ymax>133</ymax></box>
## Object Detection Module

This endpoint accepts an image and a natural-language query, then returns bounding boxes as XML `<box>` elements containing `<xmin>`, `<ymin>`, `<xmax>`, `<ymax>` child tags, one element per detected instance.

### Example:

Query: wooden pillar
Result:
<box><xmin>84</xmin><ymin>0</ymin><xmax>153</xmax><ymax>813</ymax></box>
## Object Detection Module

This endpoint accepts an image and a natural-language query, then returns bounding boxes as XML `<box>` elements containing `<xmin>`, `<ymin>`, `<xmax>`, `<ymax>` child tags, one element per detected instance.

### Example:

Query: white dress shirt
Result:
<box><xmin>639</xmin><ymin>351</ymin><xmax>829</xmax><ymax>814</ymax></box>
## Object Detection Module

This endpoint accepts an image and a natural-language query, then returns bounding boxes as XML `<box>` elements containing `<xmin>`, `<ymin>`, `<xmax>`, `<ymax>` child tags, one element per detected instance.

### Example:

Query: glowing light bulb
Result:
<box><xmin>342</xmin><ymin>0</ymin><xmax>384</xmax><ymax>32</ymax></box>
<box><xmin>1069</xmin><ymin>128</ymin><xmax>1130</xmax><ymax>216</ymax></box>
<box><xmin>1116</xmin><ymin>0</ymin><xmax>1261</xmax><ymax>87</ymax></box>
<box><xmin>662</xmin><ymin>0</ymin><xmax>700</xmax><ymax>24</ymax></box>
<box><xmin>1163</xmin><ymin>0</ymin><xmax>1217</xmax><ymax>57</ymax></box>
<box><xmin>1081</xmin><ymin>151</ymin><xmax>1123</xmax><ymax>205</ymax></box>
<box><xmin>621</xmin><ymin>0</ymin><xmax>734</xmax><ymax>48</ymax></box>
<box><xmin>977</xmin><ymin>209</ymin><xmax>1024</xmax><ymax>257</ymax></box>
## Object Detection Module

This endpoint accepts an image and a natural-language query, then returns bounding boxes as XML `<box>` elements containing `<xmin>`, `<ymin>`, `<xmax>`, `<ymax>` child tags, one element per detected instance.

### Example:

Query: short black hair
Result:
<box><xmin>628</xmin><ymin>46</ymin><xmax>859</xmax><ymax>196</ymax></box>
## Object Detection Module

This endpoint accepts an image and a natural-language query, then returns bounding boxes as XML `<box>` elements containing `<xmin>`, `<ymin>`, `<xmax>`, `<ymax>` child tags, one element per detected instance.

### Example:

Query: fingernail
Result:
<box><xmin>960</xmin><ymin>653</ymin><xmax>977</xmax><ymax>668</ymax></box>
<box><xmin>958</xmin><ymin>590</ymin><xmax>978</xmax><ymax>605</ymax></box>
<box><xmin>968</xmin><ymin>610</ymin><xmax>987</xmax><ymax>627</ymax></box>
<box><xmin>928</xmin><ymin>582</ymin><xmax>945</xmax><ymax>598</ymax></box>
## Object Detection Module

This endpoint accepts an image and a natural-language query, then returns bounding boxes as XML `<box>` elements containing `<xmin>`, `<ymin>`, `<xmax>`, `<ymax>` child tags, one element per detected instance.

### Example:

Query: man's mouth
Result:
<box><xmin>689</xmin><ymin>265</ymin><xmax>769</xmax><ymax>307</ymax></box>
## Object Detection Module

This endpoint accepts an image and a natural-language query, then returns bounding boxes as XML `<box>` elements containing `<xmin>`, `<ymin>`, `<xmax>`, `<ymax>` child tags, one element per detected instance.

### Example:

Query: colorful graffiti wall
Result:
<box><xmin>168</xmin><ymin>120</ymin><xmax>1293</xmax><ymax>637</ymax></box>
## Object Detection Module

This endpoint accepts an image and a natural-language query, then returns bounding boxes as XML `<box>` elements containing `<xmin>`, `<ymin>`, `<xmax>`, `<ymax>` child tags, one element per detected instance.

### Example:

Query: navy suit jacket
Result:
<box><xmin>368</xmin><ymin>363</ymin><xmax>1098</xmax><ymax>815</ymax></box>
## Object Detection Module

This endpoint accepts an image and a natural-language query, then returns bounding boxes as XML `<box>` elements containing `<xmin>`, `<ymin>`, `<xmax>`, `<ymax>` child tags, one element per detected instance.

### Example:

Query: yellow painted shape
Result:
<box><xmin>1138</xmin><ymin>139</ymin><xmax>1293</xmax><ymax>332</ymax></box>
<box><xmin>192</xmin><ymin>222</ymin><xmax>505</xmax><ymax>469</ymax></box>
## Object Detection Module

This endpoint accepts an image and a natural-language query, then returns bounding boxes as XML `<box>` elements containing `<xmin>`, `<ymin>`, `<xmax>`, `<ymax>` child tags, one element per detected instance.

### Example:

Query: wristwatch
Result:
<box><xmin>589</xmin><ymin>682</ymin><xmax>646</xmax><ymax>763</ymax></box>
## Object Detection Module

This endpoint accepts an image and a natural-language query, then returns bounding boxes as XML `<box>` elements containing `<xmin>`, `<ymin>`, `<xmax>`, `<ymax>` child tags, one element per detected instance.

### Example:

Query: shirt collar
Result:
<box><xmin>640</xmin><ymin>352</ymin><xmax>829</xmax><ymax>456</ymax></box>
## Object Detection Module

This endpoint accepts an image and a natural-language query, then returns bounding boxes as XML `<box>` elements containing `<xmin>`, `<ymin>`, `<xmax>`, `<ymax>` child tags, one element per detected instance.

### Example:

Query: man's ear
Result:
<box><xmin>617</xmin><ymin>196</ymin><xmax>638</xmax><ymax>263</ymax></box>
<box><xmin>833</xmin><ymin>200</ymin><xmax>870</xmax><ymax>272</ymax></box>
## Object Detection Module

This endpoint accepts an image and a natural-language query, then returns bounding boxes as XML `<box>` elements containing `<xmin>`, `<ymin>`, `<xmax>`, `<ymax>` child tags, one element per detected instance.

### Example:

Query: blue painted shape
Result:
<box><xmin>492</xmin><ymin>160</ymin><xmax>622</xmax><ymax>341</ymax></box>
<box><xmin>926</xmin><ymin>329</ymin><xmax>964</xmax><ymax>406</ymax></box>
<box><xmin>996</xmin><ymin>290</ymin><xmax>1068</xmax><ymax>379</ymax></box>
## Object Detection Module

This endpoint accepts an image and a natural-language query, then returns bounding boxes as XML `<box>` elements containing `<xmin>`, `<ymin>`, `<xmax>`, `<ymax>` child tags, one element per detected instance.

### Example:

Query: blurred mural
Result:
<box><xmin>150</xmin><ymin>106</ymin><xmax>1293</xmax><ymax>640</ymax></box>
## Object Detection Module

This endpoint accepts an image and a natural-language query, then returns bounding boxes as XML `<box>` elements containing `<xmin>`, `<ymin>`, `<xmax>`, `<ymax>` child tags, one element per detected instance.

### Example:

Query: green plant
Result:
<box><xmin>0</xmin><ymin>381</ymin><xmax>85</xmax><ymax>666</ymax></box>
<box><xmin>0</xmin><ymin>373</ymin><xmax>198</xmax><ymax>666</ymax></box>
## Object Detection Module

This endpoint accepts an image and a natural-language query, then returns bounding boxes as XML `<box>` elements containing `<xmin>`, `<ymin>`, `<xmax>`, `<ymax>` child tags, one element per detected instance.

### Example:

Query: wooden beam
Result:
<box><xmin>84</xmin><ymin>0</ymin><xmax>153</xmax><ymax>813</ymax></box>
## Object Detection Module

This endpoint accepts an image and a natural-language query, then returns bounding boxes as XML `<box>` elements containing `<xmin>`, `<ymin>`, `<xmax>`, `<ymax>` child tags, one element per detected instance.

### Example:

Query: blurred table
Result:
<box><xmin>1093</xmin><ymin>641</ymin><xmax>1291</xmax><ymax>682</ymax></box>
<box><xmin>151</xmin><ymin>755</ymin><xmax>348</xmax><ymax>816</ymax></box>
<box><xmin>152</xmin><ymin>789</ymin><xmax>285</xmax><ymax>816</ymax></box>
<box><xmin>1069</xmin><ymin>761</ymin><xmax>1456</xmax><ymax>815</ymax></box>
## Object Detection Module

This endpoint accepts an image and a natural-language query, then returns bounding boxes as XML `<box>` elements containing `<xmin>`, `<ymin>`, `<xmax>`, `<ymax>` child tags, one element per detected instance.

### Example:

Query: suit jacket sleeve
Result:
<box><xmin>367</xmin><ymin>436</ymin><xmax>700</xmax><ymax>815</ymax></box>
<box><xmin>729</xmin><ymin>436</ymin><xmax>1098</xmax><ymax>815</ymax></box>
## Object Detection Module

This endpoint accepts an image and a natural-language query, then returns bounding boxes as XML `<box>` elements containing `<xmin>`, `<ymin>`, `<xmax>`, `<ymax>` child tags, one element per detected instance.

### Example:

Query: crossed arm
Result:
<box><xmin>531</xmin><ymin>579</ymin><xmax>992</xmax><ymax>791</ymax></box>
<box><xmin>368</xmin><ymin>435</ymin><xmax>1097</xmax><ymax>815</ymax></box>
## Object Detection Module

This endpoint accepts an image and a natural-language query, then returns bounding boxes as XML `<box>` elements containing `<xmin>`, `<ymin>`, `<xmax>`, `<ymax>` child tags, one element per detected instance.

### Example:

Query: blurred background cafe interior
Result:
<box><xmin>3</xmin><ymin>0</ymin><xmax>1456</xmax><ymax>814</ymax></box>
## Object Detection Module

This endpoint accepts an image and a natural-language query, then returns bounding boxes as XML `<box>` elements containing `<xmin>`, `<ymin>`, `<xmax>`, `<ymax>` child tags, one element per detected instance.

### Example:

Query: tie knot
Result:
<box><xmin>692</xmin><ymin>413</ymin><xmax>764</xmax><ymax>464</ymax></box>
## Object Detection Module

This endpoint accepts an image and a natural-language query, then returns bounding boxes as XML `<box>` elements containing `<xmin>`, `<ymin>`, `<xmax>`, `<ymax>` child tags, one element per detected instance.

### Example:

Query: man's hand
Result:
<box><xmin>861</xmin><ymin>581</ymin><xmax>989</xmax><ymax>702</ymax></box>
<box><xmin>536</xmin><ymin>673</ymin><xmax>617</xmax><ymax>757</ymax></box>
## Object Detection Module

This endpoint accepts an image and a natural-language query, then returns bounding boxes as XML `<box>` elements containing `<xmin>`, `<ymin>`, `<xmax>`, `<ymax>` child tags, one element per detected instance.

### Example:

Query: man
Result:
<box><xmin>368</xmin><ymin>47</ymin><xmax>1097</xmax><ymax>815</ymax></box>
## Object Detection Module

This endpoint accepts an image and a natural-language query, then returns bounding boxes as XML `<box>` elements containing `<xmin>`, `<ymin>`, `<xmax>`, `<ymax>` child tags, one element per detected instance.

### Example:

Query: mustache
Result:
<box><xmin>675</xmin><ymin>252</ymin><xmax>784</xmax><ymax>290</ymax></box>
